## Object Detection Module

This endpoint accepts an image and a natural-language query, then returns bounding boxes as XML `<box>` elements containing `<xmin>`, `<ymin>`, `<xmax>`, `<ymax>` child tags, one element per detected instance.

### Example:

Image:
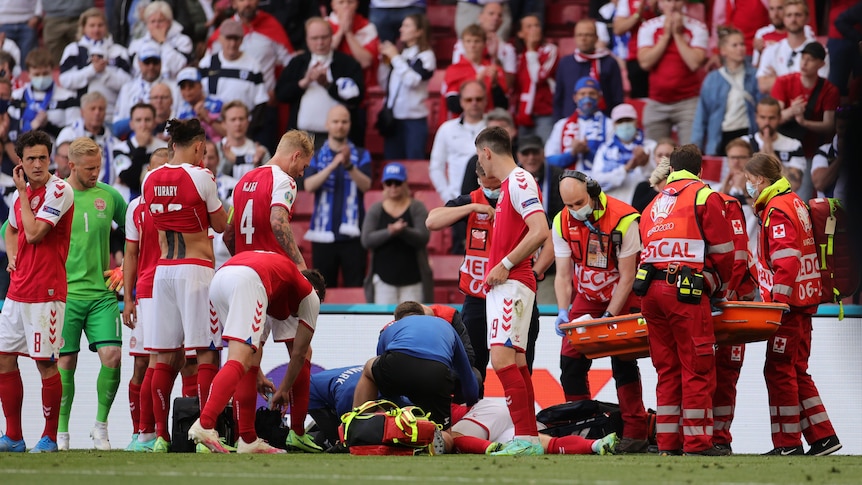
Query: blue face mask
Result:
<box><xmin>483</xmin><ymin>187</ymin><xmax>500</xmax><ymax>200</ymax></box>
<box><xmin>577</xmin><ymin>96</ymin><xmax>598</xmax><ymax>116</ymax></box>
<box><xmin>615</xmin><ymin>123</ymin><xmax>637</xmax><ymax>142</ymax></box>
<box><xmin>746</xmin><ymin>181</ymin><xmax>758</xmax><ymax>199</ymax></box>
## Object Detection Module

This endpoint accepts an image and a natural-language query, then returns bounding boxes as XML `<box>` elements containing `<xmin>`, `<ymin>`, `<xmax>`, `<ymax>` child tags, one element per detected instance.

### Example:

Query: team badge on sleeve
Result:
<box><xmin>772</xmin><ymin>224</ymin><xmax>786</xmax><ymax>239</ymax></box>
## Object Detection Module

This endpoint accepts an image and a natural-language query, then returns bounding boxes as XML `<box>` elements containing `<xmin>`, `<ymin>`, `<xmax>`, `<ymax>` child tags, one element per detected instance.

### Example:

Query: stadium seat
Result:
<box><xmin>291</xmin><ymin>194</ymin><xmax>316</xmax><ymax>221</ymax></box>
<box><xmin>430</xmin><ymin>254</ymin><xmax>464</xmax><ymax>286</ymax></box>
<box><xmin>555</xmin><ymin>36</ymin><xmax>576</xmax><ymax>57</ymax></box>
<box><xmin>427</xmin><ymin>4</ymin><xmax>457</xmax><ymax>34</ymax></box>
<box><xmin>433</xmin><ymin>35</ymin><xmax>458</xmax><ymax>68</ymax></box>
<box><xmin>365</xmin><ymin>189</ymin><xmax>385</xmax><ymax>209</ymax></box>
<box><xmin>414</xmin><ymin>189</ymin><xmax>445</xmax><ymax>211</ymax></box>
<box><xmin>401</xmin><ymin>160</ymin><xmax>433</xmax><ymax>191</ymax></box>
<box><xmin>546</xmin><ymin>4</ymin><xmax>588</xmax><ymax>38</ymax></box>
<box><xmin>701</xmin><ymin>156</ymin><xmax>724</xmax><ymax>184</ymax></box>
<box><xmin>324</xmin><ymin>287</ymin><xmax>367</xmax><ymax>304</ymax></box>
<box><xmin>433</xmin><ymin>285</ymin><xmax>463</xmax><ymax>304</ymax></box>
<box><xmin>291</xmin><ymin>219</ymin><xmax>313</xmax><ymax>262</ymax></box>
<box><xmin>428</xmin><ymin>69</ymin><xmax>446</xmax><ymax>96</ymax></box>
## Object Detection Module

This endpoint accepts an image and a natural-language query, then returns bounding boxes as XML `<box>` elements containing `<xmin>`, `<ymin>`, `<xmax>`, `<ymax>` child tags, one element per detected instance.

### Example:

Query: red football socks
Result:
<box><xmin>200</xmin><ymin>360</ymin><xmax>244</xmax><ymax>429</ymax></box>
<box><xmin>0</xmin><ymin>370</ymin><xmax>24</xmax><ymax>441</ymax></box>
<box><xmin>151</xmin><ymin>363</ymin><xmax>175</xmax><ymax>440</ymax></box>
<box><xmin>197</xmin><ymin>363</ymin><xmax>219</xmax><ymax>408</ymax></box>
<box><xmin>234</xmin><ymin>365</ymin><xmax>259</xmax><ymax>443</ymax></box>
<box><xmin>548</xmin><ymin>435</ymin><xmax>594</xmax><ymax>455</ymax></box>
<box><xmin>129</xmin><ymin>381</ymin><xmax>141</xmax><ymax>433</ymax></box>
<box><xmin>496</xmin><ymin>364</ymin><xmax>538</xmax><ymax>436</ymax></box>
<box><xmin>41</xmin><ymin>373</ymin><xmax>62</xmax><ymax>441</ymax></box>
<box><xmin>138</xmin><ymin>367</ymin><xmax>155</xmax><ymax>434</ymax></box>
<box><xmin>454</xmin><ymin>435</ymin><xmax>493</xmax><ymax>454</ymax></box>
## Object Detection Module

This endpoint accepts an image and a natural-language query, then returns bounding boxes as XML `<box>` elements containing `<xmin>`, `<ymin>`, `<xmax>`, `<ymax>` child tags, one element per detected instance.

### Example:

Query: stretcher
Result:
<box><xmin>560</xmin><ymin>301</ymin><xmax>789</xmax><ymax>360</ymax></box>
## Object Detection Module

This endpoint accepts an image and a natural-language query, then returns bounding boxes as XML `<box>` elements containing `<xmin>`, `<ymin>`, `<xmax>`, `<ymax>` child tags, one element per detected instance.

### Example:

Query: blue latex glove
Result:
<box><xmin>555</xmin><ymin>309</ymin><xmax>570</xmax><ymax>337</ymax></box>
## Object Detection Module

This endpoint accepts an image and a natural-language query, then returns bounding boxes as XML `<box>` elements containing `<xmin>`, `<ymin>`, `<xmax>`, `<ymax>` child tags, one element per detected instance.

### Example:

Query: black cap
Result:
<box><xmin>801</xmin><ymin>42</ymin><xmax>826</xmax><ymax>61</ymax></box>
<box><xmin>518</xmin><ymin>135</ymin><xmax>544</xmax><ymax>153</ymax></box>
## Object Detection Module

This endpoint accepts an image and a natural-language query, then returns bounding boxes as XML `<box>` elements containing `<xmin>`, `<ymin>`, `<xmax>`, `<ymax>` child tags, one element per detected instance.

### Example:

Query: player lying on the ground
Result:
<box><xmin>444</xmin><ymin>399</ymin><xmax>619</xmax><ymax>455</ymax></box>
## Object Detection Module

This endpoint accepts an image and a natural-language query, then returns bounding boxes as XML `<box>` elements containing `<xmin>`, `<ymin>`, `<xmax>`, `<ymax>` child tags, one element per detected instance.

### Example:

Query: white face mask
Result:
<box><xmin>30</xmin><ymin>75</ymin><xmax>53</xmax><ymax>91</ymax></box>
<box><xmin>569</xmin><ymin>204</ymin><xmax>593</xmax><ymax>221</ymax></box>
<box><xmin>483</xmin><ymin>187</ymin><xmax>500</xmax><ymax>199</ymax></box>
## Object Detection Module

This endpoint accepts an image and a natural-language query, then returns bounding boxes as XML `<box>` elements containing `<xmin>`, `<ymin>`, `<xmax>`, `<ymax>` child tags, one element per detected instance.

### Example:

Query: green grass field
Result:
<box><xmin>2</xmin><ymin>452</ymin><xmax>861</xmax><ymax>485</ymax></box>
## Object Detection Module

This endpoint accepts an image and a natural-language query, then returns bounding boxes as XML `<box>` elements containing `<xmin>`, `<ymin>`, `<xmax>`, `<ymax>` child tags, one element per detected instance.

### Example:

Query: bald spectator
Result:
<box><xmin>302</xmin><ymin>104</ymin><xmax>372</xmax><ymax>288</ymax></box>
<box><xmin>456</xmin><ymin>0</ymin><xmax>512</xmax><ymax>42</ymax></box>
<box><xmin>637</xmin><ymin>0</ymin><xmax>708</xmax><ymax>145</ymax></box>
<box><xmin>554</xmin><ymin>19</ymin><xmax>623</xmax><ymax>121</ymax></box>
<box><xmin>59</xmin><ymin>8</ymin><xmax>132</xmax><ymax>124</ymax></box>
<box><xmin>277</xmin><ymin>18</ymin><xmax>365</xmax><ymax>149</ymax></box>
<box><xmin>453</xmin><ymin>3</ymin><xmax>517</xmax><ymax>90</ymax></box>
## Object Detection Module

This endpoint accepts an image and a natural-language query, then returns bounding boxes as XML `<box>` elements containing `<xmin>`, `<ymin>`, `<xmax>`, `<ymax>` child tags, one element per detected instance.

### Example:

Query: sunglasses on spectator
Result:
<box><xmin>786</xmin><ymin>50</ymin><xmax>798</xmax><ymax>68</ymax></box>
<box><xmin>384</xmin><ymin>180</ymin><xmax>403</xmax><ymax>187</ymax></box>
<box><xmin>462</xmin><ymin>96</ymin><xmax>485</xmax><ymax>103</ymax></box>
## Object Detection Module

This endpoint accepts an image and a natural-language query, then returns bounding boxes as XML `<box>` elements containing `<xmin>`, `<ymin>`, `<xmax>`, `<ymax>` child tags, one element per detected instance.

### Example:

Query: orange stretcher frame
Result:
<box><xmin>560</xmin><ymin>301</ymin><xmax>789</xmax><ymax>360</ymax></box>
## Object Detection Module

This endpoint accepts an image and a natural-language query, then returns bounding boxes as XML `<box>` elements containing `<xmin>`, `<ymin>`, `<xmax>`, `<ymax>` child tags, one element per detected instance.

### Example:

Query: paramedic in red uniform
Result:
<box><xmin>551</xmin><ymin>171</ymin><xmax>649</xmax><ymax>453</ymax></box>
<box><xmin>638</xmin><ymin>144</ymin><xmax>734</xmax><ymax>456</ymax></box>
<box><xmin>711</xmin><ymin>189</ymin><xmax>757</xmax><ymax>454</ymax></box>
<box><xmin>744</xmin><ymin>152</ymin><xmax>841</xmax><ymax>456</ymax></box>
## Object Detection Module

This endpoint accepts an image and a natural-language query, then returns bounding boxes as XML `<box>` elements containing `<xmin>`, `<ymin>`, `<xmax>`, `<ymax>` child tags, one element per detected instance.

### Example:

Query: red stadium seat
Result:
<box><xmin>427</xmin><ymin>4</ymin><xmax>457</xmax><ymax>34</ymax></box>
<box><xmin>428</xmin><ymin>69</ymin><xmax>446</xmax><ymax>96</ymax></box>
<box><xmin>291</xmin><ymin>220</ymin><xmax>313</xmax><ymax>262</ymax></box>
<box><xmin>401</xmin><ymin>160</ymin><xmax>433</xmax><ymax>191</ymax></box>
<box><xmin>430</xmin><ymin>254</ymin><xmax>464</xmax><ymax>286</ymax></box>
<box><xmin>291</xmin><ymin>195</ymin><xmax>316</xmax><ymax>221</ymax></box>
<box><xmin>555</xmin><ymin>36</ymin><xmax>576</xmax><ymax>57</ymax></box>
<box><xmin>701</xmin><ymin>156</ymin><xmax>725</xmax><ymax>184</ymax></box>
<box><xmin>433</xmin><ymin>35</ymin><xmax>458</xmax><ymax>69</ymax></box>
<box><xmin>545</xmin><ymin>4</ymin><xmax>588</xmax><ymax>37</ymax></box>
<box><xmin>365</xmin><ymin>189</ymin><xmax>385</xmax><ymax>209</ymax></box>
<box><xmin>414</xmin><ymin>190</ymin><xmax>445</xmax><ymax>211</ymax></box>
<box><xmin>433</xmin><ymin>285</ymin><xmax>463</xmax><ymax>304</ymax></box>
<box><xmin>324</xmin><ymin>287</ymin><xmax>367</xmax><ymax>304</ymax></box>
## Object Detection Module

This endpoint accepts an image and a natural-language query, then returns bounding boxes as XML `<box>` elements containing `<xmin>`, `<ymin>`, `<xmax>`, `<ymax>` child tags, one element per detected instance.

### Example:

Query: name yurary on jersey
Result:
<box><xmin>155</xmin><ymin>185</ymin><xmax>178</xmax><ymax>197</ymax></box>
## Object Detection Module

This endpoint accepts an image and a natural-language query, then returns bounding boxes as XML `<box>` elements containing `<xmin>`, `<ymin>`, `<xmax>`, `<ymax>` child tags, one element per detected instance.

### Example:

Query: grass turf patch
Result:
<box><xmin>1</xmin><ymin>452</ymin><xmax>860</xmax><ymax>484</ymax></box>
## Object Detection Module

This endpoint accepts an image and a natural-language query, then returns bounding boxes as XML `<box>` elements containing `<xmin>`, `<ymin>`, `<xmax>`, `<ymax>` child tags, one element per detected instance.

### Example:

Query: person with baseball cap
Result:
<box><xmin>544</xmin><ymin>76</ymin><xmax>613</xmax><ymax>173</ymax></box>
<box><xmin>176</xmin><ymin>66</ymin><xmax>225</xmax><ymax>142</ymax></box>
<box><xmin>591</xmin><ymin>103</ymin><xmax>657</xmax><ymax>204</ymax></box>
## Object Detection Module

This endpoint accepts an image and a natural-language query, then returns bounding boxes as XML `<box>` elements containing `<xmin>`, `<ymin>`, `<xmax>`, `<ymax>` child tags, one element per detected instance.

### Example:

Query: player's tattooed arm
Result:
<box><xmin>270</xmin><ymin>205</ymin><xmax>307</xmax><ymax>270</ymax></box>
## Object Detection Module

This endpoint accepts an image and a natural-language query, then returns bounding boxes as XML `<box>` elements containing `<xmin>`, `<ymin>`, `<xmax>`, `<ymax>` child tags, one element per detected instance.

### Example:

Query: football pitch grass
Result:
<box><xmin>2</xmin><ymin>452</ymin><xmax>861</xmax><ymax>485</ymax></box>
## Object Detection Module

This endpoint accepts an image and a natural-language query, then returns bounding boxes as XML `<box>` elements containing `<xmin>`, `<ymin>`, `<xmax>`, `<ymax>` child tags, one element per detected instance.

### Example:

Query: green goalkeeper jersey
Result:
<box><xmin>66</xmin><ymin>182</ymin><xmax>127</xmax><ymax>299</ymax></box>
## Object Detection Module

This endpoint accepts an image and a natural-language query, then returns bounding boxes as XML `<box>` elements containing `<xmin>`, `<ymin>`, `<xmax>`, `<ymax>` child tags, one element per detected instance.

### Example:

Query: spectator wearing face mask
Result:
<box><xmin>545</xmin><ymin>76</ymin><xmax>613</xmax><ymax>173</ymax></box>
<box><xmin>590</xmin><ymin>103</ymin><xmax>656</xmax><ymax>205</ymax></box>
<box><xmin>8</xmin><ymin>47</ymin><xmax>80</xmax><ymax>142</ymax></box>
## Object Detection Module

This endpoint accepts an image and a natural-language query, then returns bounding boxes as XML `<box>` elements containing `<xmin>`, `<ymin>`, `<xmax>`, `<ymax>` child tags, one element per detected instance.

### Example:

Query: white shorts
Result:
<box><xmin>0</xmin><ymin>299</ymin><xmax>66</xmax><ymax>360</ymax></box>
<box><xmin>452</xmin><ymin>399</ymin><xmax>515</xmax><ymax>443</ymax></box>
<box><xmin>209</xmin><ymin>266</ymin><xmax>267</xmax><ymax>351</ymax></box>
<box><xmin>262</xmin><ymin>316</ymin><xmax>295</xmax><ymax>343</ymax></box>
<box><xmin>486</xmin><ymin>280</ymin><xmax>535</xmax><ymax>352</ymax></box>
<box><xmin>128</xmin><ymin>298</ymin><xmax>155</xmax><ymax>356</ymax></box>
<box><xmin>147</xmin><ymin>263</ymin><xmax>220</xmax><ymax>351</ymax></box>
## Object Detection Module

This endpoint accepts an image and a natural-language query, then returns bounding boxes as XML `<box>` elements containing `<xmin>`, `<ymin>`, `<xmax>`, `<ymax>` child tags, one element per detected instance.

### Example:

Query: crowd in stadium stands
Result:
<box><xmin>0</xmin><ymin>0</ymin><xmax>858</xmax><ymax>456</ymax></box>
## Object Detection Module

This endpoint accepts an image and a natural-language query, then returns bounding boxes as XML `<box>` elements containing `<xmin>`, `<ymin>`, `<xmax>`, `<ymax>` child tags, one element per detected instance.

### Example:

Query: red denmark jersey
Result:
<box><xmin>7</xmin><ymin>176</ymin><xmax>74</xmax><ymax>303</ymax></box>
<box><xmin>488</xmin><ymin>167</ymin><xmax>545</xmax><ymax>292</ymax></box>
<box><xmin>231</xmin><ymin>165</ymin><xmax>298</xmax><ymax>256</ymax></box>
<box><xmin>125</xmin><ymin>196</ymin><xmax>160</xmax><ymax>299</ymax></box>
<box><xmin>754</xmin><ymin>180</ymin><xmax>821</xmax><ymax>310</ymax></box>
<box><xmin>222</xmin><ymin>250</ymin><xmax>314</xmax><ymax>322</ymax></box>
<box><xmin>459</xmin><ymin>188</ymin><xmax>494</xmax><ymax>298</ymax></box>
<box><xmin>771</xmin><ymin>73</ymin><xmax>840</xmax><ymax>123</ymax></box>
<box><xmin>142</xmin><ymin>163</ymin><xmax>222</xmax><ymax>234</ymax></box>
<box><xmin>637</xmin><ymin>15</ymin><xmax>708</xmax><ymax>103</ymax></box>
